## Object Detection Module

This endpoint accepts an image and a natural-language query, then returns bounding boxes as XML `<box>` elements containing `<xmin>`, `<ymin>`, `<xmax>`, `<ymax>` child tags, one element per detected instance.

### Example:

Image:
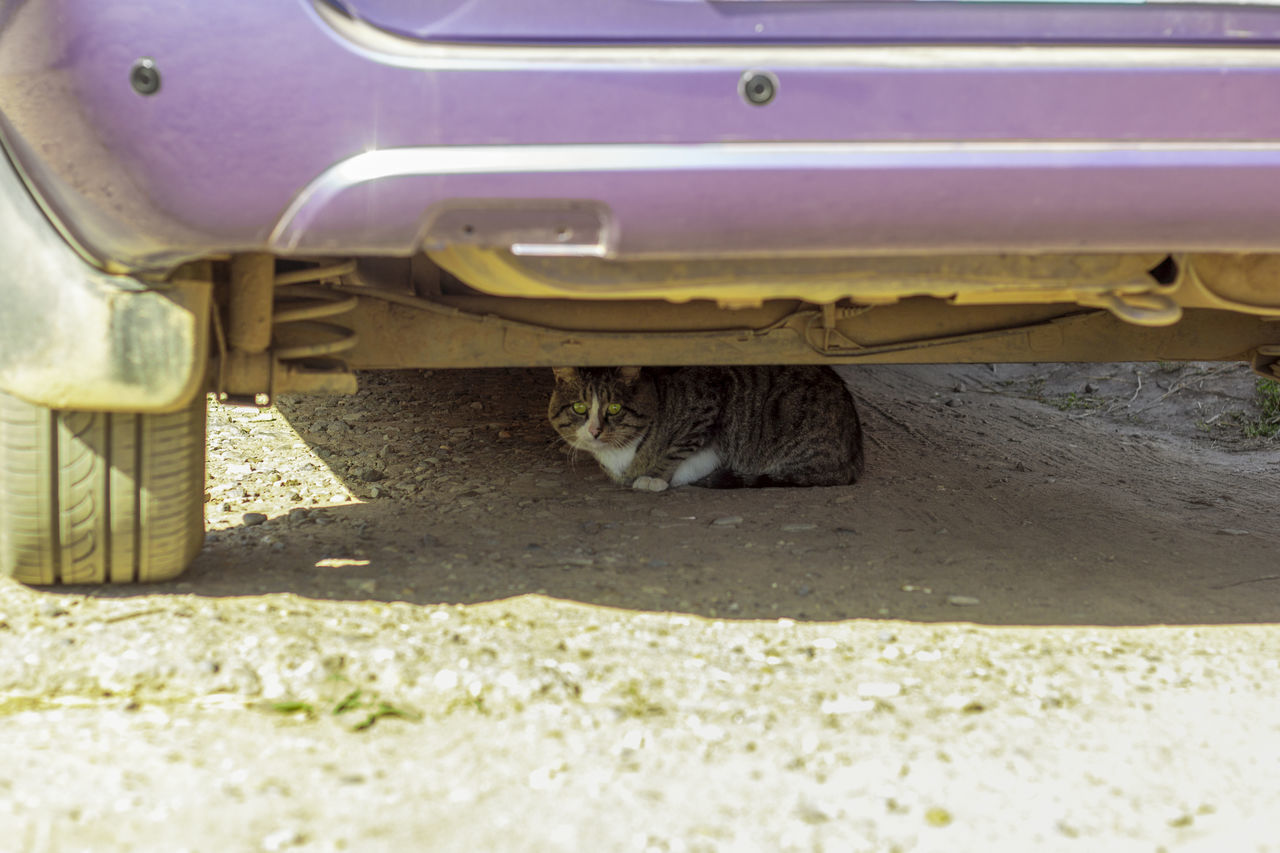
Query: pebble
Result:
<box><xmin>242</xmin><ymin>512</ymin><xmax>268</xmax><ymax>527</ymax></box>
<box><xmin>712</xmin><ymin>516</ymin><xmax>743</xmax><ymax>527</ymax></box>
<box><xmin>42</xmin><ymin>601</ymin><xmax>70</xmax><ymax>618</ymax></box>
<box><xmin>781</xmin><ymin>523</ymin><xmax>817</xmax><ymax>532</ymax></box>
<box><xmin>358</xmin><ymin>468</ymin><xmax>386</xmax><ymax>483</ymax></box>
<box><xmin>946</xmin><ymin>595</ymin><xmax>981</xmax><ymax>606</ymax></box>
<box><xmin>1217</xmin><ymin>528</ymin><xmax>1251</xmax><ymax>536</ymax></box>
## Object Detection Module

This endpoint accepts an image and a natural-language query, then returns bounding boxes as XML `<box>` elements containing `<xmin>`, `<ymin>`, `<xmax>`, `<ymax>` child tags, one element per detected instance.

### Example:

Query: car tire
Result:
<box><xmin>0</xmin><ymin>391</ymin><xmax>205</xmax><ymax>584</ymax></box>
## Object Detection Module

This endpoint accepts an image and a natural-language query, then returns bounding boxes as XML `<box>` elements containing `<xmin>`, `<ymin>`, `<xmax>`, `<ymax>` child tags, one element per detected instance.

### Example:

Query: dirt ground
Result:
<box><xmin>2</xmin><ymin>361</ymin><xmax>1279</xmax><ymax>851</ymax></box>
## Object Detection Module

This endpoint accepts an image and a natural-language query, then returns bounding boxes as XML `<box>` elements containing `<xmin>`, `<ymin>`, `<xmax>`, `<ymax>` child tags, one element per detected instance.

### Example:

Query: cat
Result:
<box><xmin>548</xmin><ymin>365</ymin><xmax>863</xmax><ymax>491</ymax></box>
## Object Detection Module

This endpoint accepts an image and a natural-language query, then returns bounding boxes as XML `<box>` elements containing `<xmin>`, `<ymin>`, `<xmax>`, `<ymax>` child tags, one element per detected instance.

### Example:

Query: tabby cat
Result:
<box><xmin>548</xmin><ymin>366</ymin><xmax>863</xmax><ymax>491</ymax></box>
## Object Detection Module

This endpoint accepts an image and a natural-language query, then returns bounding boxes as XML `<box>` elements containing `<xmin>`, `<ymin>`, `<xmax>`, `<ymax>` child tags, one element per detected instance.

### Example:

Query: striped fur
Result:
<box><xmin>548</xmin><ymin>366</ymin><xmax>864</xmax><ymax>490</ymax></box>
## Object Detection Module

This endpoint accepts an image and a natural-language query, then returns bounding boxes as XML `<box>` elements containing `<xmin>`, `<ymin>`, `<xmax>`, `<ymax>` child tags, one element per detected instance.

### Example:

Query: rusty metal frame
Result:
<box><xmin>200</xmin><ymin>250</ymin><xmax>1280</xmax><ymax>397</ymax></box>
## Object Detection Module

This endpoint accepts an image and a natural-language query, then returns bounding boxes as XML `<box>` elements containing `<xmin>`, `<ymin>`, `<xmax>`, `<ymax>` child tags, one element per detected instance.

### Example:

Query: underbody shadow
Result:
<box><xmin>59</xmin><ymin>366</ymin><xmax>1280</xmax><ymax>627</ymax></box>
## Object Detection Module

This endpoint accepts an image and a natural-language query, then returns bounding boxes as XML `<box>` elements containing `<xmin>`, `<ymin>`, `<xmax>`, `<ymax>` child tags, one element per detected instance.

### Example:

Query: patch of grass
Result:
<box><xmin>268</xmin><ymin>687</ymin><xmax>420</xmax><ymax>731</ymax></box>
<box><xmin>332</xmin><ymin>688</ymin><xmax>363</xmax><ymax>715</ymax></box>
<box><xmin>350</xmin><ymin>702</ymin><xmax>421</xmax><ymax>731</ymax></box>
<box><xmin>1244</xmin><ymin>378</ymin><xmax>1280</xmax><ymax>438</ymax></box>
<box><xmin>1052</xmin><ymin>392</ymin><xmax>1101</xmax><ymax>412</ymax></box>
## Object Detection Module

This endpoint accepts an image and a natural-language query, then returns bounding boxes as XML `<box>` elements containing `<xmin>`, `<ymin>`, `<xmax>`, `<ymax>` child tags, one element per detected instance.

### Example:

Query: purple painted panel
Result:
<box><xmin>270</xmin><ymin>145</ymin><xmax>1280</xmax><ymax>257</ymax></box>
<box><xmin>327</xmin><ymin>0</ymin><xmax>1280</xmax><ymax>44</ymax></box>
<box><xmin>5</xmin><ymin>0</ymin><xmax>1280</xmax><ymax>267</ymax></box>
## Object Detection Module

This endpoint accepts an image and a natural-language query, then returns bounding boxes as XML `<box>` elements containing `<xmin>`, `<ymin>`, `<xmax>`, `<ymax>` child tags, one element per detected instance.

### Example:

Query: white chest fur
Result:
<box><xmin>592</xmin><ymin>436</ymin><xmax>641</xmax><ymax>479</ymax></box>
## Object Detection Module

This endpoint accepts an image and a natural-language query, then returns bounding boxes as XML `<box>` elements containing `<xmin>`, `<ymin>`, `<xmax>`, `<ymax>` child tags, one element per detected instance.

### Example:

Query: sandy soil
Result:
<box><xmin>183</xmin><ymin>360</ymin><xmax>1280</xmax><ymax>626</ymax></box>
<box><xmin>2</xmin><ymin>362</ymin><xmax>1279</xmax><ymax>851</ymax></box>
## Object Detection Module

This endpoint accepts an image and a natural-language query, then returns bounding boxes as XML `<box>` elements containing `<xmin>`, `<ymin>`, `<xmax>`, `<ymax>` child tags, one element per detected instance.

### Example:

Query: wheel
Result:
<box><xmin>0</xmin><ymin>391</ymin><xmax>205</xmax><ymax>584</ymax></box>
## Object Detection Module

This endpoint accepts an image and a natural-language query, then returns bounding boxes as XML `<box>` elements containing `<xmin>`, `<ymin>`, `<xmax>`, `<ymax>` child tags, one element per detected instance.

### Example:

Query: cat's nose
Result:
<box><xmin>588</xmin><ymin>423</ymin><xmax>602</xmax><ymax>438</ymax></box>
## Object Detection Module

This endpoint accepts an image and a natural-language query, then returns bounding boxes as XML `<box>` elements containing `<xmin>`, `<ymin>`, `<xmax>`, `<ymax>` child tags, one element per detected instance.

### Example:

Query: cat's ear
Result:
<box><xmin>552</xmin><ymin>367</ymin><xmax>578</xmax><ymax>383</ymax></box>
<box><xmin>617</xmin><ymin>367</ymin><xmax>642</xmax><ymax>384</ymax></box>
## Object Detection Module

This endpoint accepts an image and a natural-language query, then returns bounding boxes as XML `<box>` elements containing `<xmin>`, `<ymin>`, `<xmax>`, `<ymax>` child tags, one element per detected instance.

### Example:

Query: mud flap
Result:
<box><xmin>0</xmin><ymin>143</ymin><xmax>208</xmax><ymax>413</ymax></box>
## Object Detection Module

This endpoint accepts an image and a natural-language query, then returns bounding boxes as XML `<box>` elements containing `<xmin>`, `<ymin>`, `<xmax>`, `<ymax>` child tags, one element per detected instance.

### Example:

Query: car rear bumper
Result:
<box><xmin>7</xmin><ymin>1</ymin><xmax>1280</xmax><ymax>271</ymax></box>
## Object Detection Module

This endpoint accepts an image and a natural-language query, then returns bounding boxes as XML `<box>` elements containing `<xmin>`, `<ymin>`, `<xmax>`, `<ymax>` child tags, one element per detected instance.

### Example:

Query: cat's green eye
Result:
<box><xmin>606</xmin><ymin>403</ymin><xmax>622</xmax><ymax>415</ymax></box>
<box><xmin>572</xmin><ymin>402</ymin><xmax>588</xmax><ymax>415</ymax></box>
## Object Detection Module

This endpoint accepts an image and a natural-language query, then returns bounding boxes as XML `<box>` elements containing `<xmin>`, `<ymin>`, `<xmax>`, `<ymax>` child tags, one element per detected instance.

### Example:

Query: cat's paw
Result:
<box><xmin>632</xmin><ymin>476</ymin><xmax>670</xmax><ymax>493</ymax></box>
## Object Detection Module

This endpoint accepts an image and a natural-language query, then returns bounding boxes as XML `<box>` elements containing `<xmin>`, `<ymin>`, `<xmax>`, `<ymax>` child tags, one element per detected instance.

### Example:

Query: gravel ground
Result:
<box><xmin>2</xmin><ymin>362</ymin><xmax>1279</xmax><ymax>852</ymax></box>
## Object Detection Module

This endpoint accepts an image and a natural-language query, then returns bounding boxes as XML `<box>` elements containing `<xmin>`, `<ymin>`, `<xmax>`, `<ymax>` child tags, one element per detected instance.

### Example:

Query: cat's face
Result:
<box><xmin>548</xmin><ymin>367</ymin><xmax>654</xmax><ymax>453</ymax></box>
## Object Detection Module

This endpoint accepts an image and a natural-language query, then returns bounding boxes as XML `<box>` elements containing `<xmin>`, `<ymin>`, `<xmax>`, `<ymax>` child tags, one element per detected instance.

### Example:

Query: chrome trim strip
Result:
<box><xmin>311</xmin><ymin>0</ymin><xmax>1280</xmax><ymax>71</ymax></box>
<box><xmin>270</xmin><ymin>140</ymin><xmax>1280</xmax><ymax>250</ymax></box>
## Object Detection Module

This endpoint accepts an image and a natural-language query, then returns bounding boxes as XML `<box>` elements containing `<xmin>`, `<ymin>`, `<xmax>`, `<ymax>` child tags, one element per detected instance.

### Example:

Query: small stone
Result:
<box><xmin>358</xmin><ymin>468</ymin><xmax>386</xmax><ymax>483</ymax></box>
<box><xmin>287</xmin><ymin>492</ymin><xmax>303</xmax><ymax>503</ymax></box>
<box><xmin>794</xmin><ymin>585</ymin><xmax>813</xmax><ymax>597</ymax></box>
<box><xmin>781</xmin><ymin>523</ymin><xmax>817</xmax><ymax>532</ymax></box>
<box><xmin>925</xmin><ymin>807</ymin><xmax>953</xmax><ymax>828</ymax></box>
<box><xmin>1217</xmin><ymin>528</ymin><xmax>1251</xmax><ymax>536</ymax></box>
<box><xmin>262</xmin><ymin>828</ymin><xmax>305</xmax><ymax>852</ymax></box>
<box><xmin>1084</xmin><ymin>382</ymin><xmax>1099</xmax><ymax>394</ymax></box>
<box><xmin>242</xmin><ymin>512</ymin><xmax>268</xmax><ymax>527</ymax></box>
<box><xmin>42</xmin><ymin>601</ymin><xmax>70</xmax><ymax>618</ymax></box>
<box><xmin>712</xmin><ymin>516</ymin><xmax>743</xmax><ymax>527</ymax></box>
<box><xmin>857</xmin><ymin>681</ymin><xmax>902</xmax><ymax>698</ymax></box>
<box><xmin>945</xmin><ymin>399</ymin><xmax>961</xmax><ymax>408</ymax></box>
<box><xmin>946</xmin><ymin>595</ymin><xmax>980</xmax><ymax>607</ymax></box>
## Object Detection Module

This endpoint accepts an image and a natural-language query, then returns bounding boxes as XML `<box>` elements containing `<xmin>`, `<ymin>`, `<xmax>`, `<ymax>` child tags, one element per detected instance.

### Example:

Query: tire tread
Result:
<box><xmin>0</xmin><ymin>393</ymin><xmax>205</xmax><ymax>584</ymax></box>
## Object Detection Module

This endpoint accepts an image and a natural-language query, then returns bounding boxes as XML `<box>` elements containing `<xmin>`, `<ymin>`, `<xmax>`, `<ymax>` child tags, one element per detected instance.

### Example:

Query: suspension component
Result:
<box><xmin>272</xmin><ymin>262</ymin><xmax>360</xmax><ymax>367</ymax></box>
<box><xmin>216</xmin><ymin>257</ymin><xmax>359</xmax><ymax>404</ymax></box>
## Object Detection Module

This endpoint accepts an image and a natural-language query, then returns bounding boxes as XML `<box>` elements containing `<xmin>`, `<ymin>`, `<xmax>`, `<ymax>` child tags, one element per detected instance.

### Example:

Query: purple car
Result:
<box><xmin>2</xmin><ymin>0</ymin><xmax>1279</xmax><ymax>584</ymax></box>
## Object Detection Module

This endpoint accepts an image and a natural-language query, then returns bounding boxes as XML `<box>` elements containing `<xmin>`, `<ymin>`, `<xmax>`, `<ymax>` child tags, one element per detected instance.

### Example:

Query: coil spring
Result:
<box><xmin>272</xmin><ymin>261</ymin><xmax>359</xmax><ymax>367</ymax></box>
